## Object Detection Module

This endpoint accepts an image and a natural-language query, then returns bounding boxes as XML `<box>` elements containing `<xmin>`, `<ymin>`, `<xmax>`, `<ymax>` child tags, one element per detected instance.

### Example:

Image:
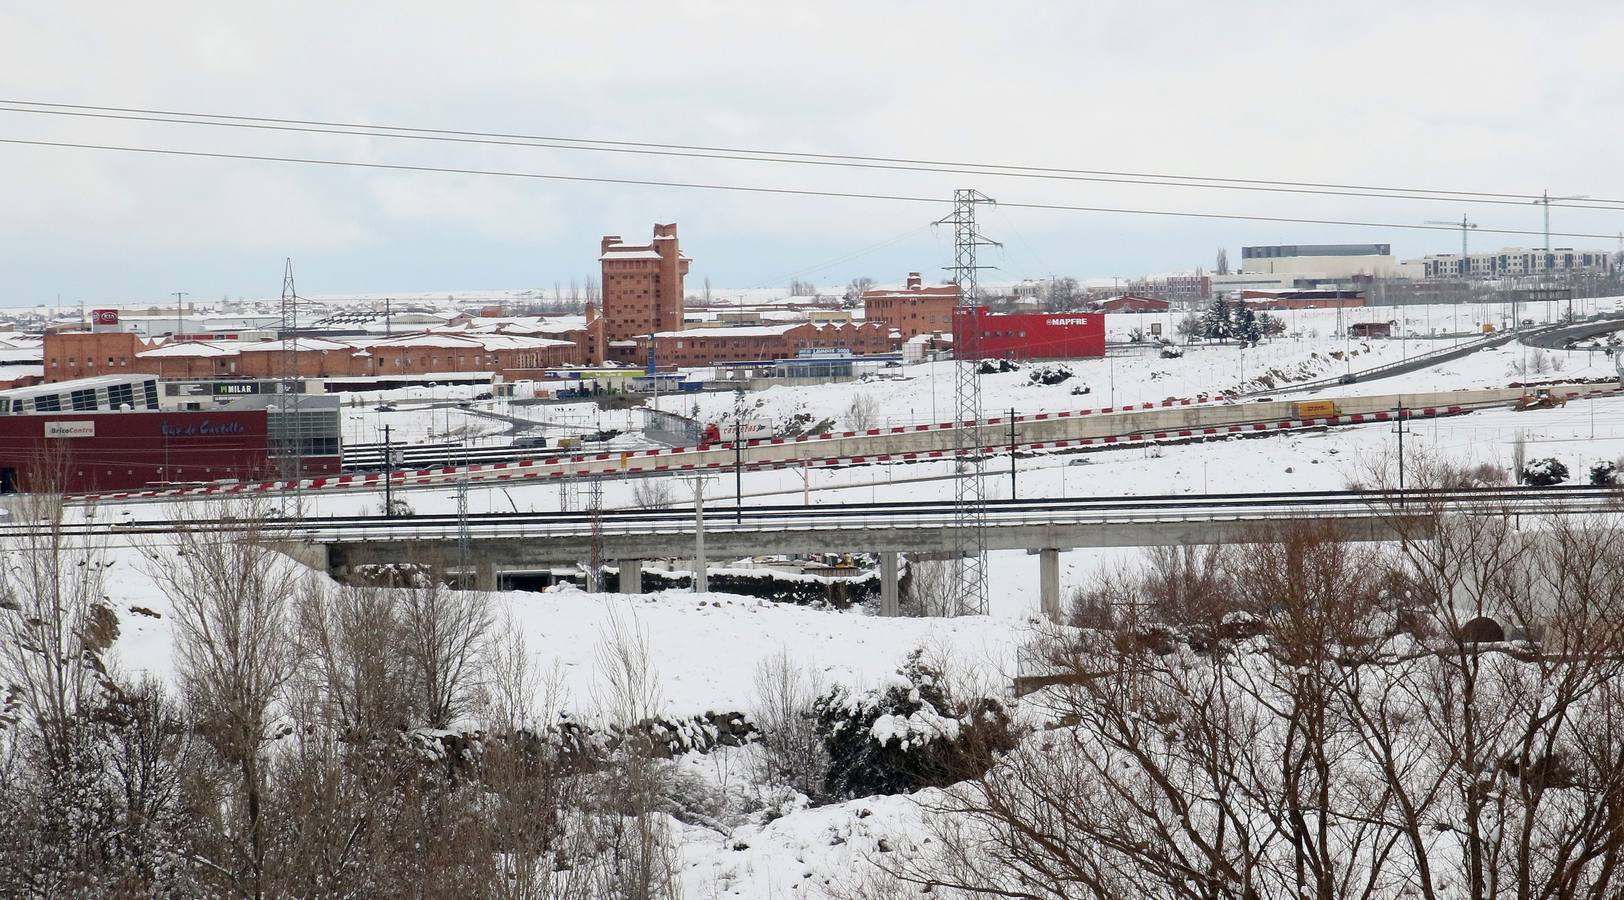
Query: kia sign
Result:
<box><xmin>92</xmin><ymin>309</ymin><xmax>119</xmax><ymax>326</ymax></box>
<box><xmin>44</xmin><ymin>421</ymin><xmax>95</xmax><ymax>439</ymax></box>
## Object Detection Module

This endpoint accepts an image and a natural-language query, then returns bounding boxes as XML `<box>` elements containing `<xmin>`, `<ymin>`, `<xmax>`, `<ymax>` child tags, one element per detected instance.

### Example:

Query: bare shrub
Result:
<box><xmin>749</xmin><ymin>649</ymin><xmax>828</xmax><ymax>802</ymax></box>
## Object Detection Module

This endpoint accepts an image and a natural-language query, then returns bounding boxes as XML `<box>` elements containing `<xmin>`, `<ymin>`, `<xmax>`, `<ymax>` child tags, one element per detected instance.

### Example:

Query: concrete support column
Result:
<box><xmin>1039</xmin><ymin>548</ymin><xmax>1061</xmax><ymax>623</ymax></box>
<box><xmin>621</xmin><ymin>559</ymin><xmax>643</xmax><ymax>594</ymax></box>
<box><xmin>879</xmin><ymin>550</ymin><xmax>900</xmax><ymax>617</ymax></box>
<box><xmin>475</xmin><ymin>558</ymin><xmax>498</xmax><ymax>592</ymax></box>
<box><xmin>693</xmin><ymin>487</ymin><xmax>709</xmax><ymax>593</ymax></box>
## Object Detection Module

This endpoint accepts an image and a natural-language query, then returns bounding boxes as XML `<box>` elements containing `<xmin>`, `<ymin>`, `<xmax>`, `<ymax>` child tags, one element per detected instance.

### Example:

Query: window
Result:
<box><xmin>71</xmin><ymin>389</ymin><xmax>96</xmax><ymax>410</ymax></box>
<box><xmin>144</xmin><ymin>382</ymin><xmax>160</xmax><ymax>409</ymax></box>
<box><xmin>108</xmin><ymin>383</ymin><xmax>134</xmax><ymax>408</ymax></box>
<box><xmin>35</xmin><ymin>395</ymin><xmax>62</xmax><ymax>412</ymax></box>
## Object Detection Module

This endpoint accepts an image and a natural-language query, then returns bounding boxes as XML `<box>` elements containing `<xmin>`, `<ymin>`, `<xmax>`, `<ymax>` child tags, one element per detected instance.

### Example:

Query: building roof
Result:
<box><xmin>652</xmin><ymin>324</ymin><xmax>801</xmax><ymax>339</ymax></box>
<box><xmin>0</xmin><ymin>373</ymin><xmax>156</xmax><ymax>401</ymax></box>
<box><xmin>136</xmin><ymin>340</ymin><xmax>244</xmax><ymax>358</ymax></box>
<box><xmin>235</xmin><ymin>337</ymin><xmax>355</xmax><ymax>353</ymax></box>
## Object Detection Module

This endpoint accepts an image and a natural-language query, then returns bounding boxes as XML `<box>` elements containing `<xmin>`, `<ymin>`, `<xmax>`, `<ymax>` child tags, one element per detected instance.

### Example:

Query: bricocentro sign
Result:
<box><xmin>160</xmin><ymin>420</ymin><xmax>247</xmax><ymax>438</ymax></box>
<box><xmin>44</xmin><ymin>421</ymin><xmax>95</xmax><ymax>439</ymax></box>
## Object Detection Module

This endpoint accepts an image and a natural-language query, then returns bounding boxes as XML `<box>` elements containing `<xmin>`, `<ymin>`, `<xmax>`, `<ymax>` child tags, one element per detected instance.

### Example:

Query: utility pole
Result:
<box><xmin>690</xmin><ymin>477</ymin><xmax>710</xmax><ymax>593</ymax></box>
<box><xmin>734</xmin><ymin>419</ymin><xmax>743</xmax><ymax>524</ymax></box>
<box><xmin>1008</xmin><ymin>408</ymin><xmax>1017</xmax><ymax>499</ymax></box>
<box><xmin>173</xmin><ymin>291</ymin><xmax>187</xmax><ymax>339</ymax></box>
<box><xmin>1394</xmin><ymin>402</ymin><xmax>1408</xmax><ymax>507</ymax></box>
<box><xmin>383</xmin><ymin>423</ymin><xmax>395</xmax><ymax>517</ymax></box>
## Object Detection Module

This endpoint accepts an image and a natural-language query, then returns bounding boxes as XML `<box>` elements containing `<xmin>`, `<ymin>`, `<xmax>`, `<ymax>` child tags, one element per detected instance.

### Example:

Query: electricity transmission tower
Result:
<box><xmin>587</xmin><ymin>475</ymin><xmax>605</xmax><ymax>591</ymax></box>
<box><xmin>278</xmin><ymin>258</ymin><xmax>304</xmax><ymax>511</ymax></box>
<box><xmin>940</xmin><ymin>189</ymin><xmax>1000</xmax><ymax>616</ymax></box>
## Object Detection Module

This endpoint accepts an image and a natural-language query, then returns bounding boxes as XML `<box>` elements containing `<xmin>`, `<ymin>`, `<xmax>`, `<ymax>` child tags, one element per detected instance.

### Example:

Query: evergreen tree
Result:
<box><xmin>1201</xmin><ymin>297</ymin><xmax>1232</xmax><ymax>341</ymax></box>
<box><xmin>1233</xmin><ymin>303</ymin><xmax>1262</xmax><ymax>345</ymax></box>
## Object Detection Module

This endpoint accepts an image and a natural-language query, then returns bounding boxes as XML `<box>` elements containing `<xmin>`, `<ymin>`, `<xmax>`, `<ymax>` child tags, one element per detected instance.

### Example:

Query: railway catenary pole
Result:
<box><xmin>383</xmin><ymin>423</ymin><xmax>394</xmax><ymax>517</ymax></box>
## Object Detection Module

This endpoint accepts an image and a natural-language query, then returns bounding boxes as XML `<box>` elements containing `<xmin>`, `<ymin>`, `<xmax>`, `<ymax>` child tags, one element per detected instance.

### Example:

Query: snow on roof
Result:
<box><xmin>136</xmin><ymin>340</ymin><xmax>242</xmax><ymax>358</ymax></box>
<box><xmin>599</xmin><ymin>248</ymin><xmax>665</xmax><ymax>260</ymax></box>
<box><xmin>653</xmin><ymin>324</ymin><xmax>800</xmax><ymax>339</ymax></box>
<box><xmin>235</xmin><ymin>337</ymin><xmax>354</xmax><ymax>353</ymax></box>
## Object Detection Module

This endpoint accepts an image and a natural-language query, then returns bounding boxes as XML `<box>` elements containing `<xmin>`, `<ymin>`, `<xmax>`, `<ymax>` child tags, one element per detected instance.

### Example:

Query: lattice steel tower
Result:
<box><xmin>278</xmin><ymin>258</ymin><xmax>304</xmax><ymax>511</ymax></box>
<box><xmin>944</xmin><ymin>189</ymin><xmax>999</xmax><ymax>616</ymax></box>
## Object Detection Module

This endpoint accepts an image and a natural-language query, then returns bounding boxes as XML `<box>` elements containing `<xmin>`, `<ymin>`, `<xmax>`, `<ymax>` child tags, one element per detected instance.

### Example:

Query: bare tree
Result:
<box><xmin>146</xmin><ymin>501</ymin><xmax>303</xmax><ymax>899</ymax></box>
<box><xmin>0</xmin><ymin>488</ymin><xmax>114</xmax><ymax>768</ymax></box>
<box><xmin>902</xmin><ymin>558</ymin><xmax>958</xmax><ymax>617</ymax></box>
<box><xmin>398</xmin><ymin>577</ymin><xmax>493</xmax><ymax>729</ymax></box>
<box><xmin>632</xmin><ymin>478</ymin><xmax>675</xmax><ymax>510</ymax></box>
<box><xmin>587</xmin><ymin>608</ymin><xmax>681</xmax><ymax>900</ymax></box>
<box><xmin>845</xmin><ymin>392</ymin><xmax>879</xmax><ymax>431</ymax></box>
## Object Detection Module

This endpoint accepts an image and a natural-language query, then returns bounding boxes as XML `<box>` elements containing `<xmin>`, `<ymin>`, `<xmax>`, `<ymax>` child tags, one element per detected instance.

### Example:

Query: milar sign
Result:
<box><xmin>44</xmin><ymin>421</ymin><xmax>96</xmax><ymax>439</ymax></box>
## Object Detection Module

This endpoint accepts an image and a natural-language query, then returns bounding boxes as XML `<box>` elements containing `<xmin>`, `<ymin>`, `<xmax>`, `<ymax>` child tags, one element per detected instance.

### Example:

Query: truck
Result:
<box><xmin>1292</xmin><ymin>400</ymin><xmax>1339</xmax><ymax>419</ymax></box>
<box><xmin>699</xmin><ymin>419</ymin><xmax>775</xmax><ymax>448</ymax></box>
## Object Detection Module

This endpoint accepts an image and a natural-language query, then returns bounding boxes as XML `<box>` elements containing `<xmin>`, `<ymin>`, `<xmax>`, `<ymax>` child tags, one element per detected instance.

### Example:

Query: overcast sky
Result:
<box><xmin>3</xmin><ymin>1</ymin><xmax>1623</xmax><ymax>307</ymax></box>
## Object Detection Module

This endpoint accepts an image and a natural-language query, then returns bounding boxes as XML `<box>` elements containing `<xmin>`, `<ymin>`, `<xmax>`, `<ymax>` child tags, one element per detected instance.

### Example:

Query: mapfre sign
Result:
<box><xmin>44</xmin><ymin>421</ymin><xmax>95</xmax><ymax>439</ymax></box>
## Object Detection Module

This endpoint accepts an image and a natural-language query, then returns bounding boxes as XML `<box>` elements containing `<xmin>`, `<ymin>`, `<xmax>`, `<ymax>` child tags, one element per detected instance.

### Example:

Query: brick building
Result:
<box><xmin>1099</xmin><ymin>294</ymin><xmax>1171</xmax><ymax>313</ymax></box>
<box><xmin>861</xmin><ymin>272</ymin><xmax>960</xmax><ymax>340</ymax></box>
<box><xmin>635</xmin><ymin>321</ymin><xmax>892</xmax><ymax>368</ymax></box>
<box><xmin>42</xmin><ymin>332</ymin><xmax>152</xmax><ymax>382</ymax></box>
<box><xmin>596</xmin><ymin>223</ymin><xmax>690</xmax><ymax>362</ymax></box>
<box><xmin>135</xmin><ymin>340</ymin><xmax>245</xmax><ymax>379</ymax></box>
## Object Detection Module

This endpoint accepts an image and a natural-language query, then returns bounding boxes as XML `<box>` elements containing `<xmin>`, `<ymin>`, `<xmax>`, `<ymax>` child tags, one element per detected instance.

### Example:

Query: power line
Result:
<box><xmin>6</xmin><ymin>99</ymin><xmax>1624</xmax><ymax>210</ymax></box>
<box><xmin>5</xmin><ymin>136</ymin><xmax>1623</xmax><ymax>242</ymax></box>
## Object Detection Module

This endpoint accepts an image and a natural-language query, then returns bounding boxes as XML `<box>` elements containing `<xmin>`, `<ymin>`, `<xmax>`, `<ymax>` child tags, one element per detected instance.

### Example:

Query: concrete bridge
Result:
<box><xmin>303</xmin><ymin>488</ymin><xmax>1614</xmax><ymax>620</ymax></box>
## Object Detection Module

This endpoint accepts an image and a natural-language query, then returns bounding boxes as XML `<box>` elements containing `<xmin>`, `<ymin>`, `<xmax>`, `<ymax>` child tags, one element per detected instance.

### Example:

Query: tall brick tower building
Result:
<box><xmin>596</xmin><ymin>223</ymin><xmax>690</xmax><ymax>362</ymax></box>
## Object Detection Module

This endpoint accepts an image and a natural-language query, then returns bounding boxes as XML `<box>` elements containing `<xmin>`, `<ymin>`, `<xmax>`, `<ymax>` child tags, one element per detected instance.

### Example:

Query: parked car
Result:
<box><xmin>375</xmin><ymin>403</ymin><xmax>397</xmax><ymax>412</ymax></box>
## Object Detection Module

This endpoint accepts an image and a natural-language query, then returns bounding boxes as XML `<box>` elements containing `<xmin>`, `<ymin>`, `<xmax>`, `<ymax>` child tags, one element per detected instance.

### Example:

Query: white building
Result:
<box><xmin>1239</xmin><ymin>243</ymin><xmax>1416</xmax><ymax>279</ymax></box>
<box><xmin>1411</xmin><ymin>246</ymin><xmax>1613</xmax><ymax>279</ymax></box>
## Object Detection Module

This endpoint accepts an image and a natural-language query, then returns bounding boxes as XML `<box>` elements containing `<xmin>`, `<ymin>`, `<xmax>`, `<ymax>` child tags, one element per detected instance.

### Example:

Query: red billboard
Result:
<box><xmin>92</xmin><ymin>309</ymin><xmax>119</xmax><ymax>326</ymax></box>
<box><xmin>952</xmin><ymin>307</ymin><xmax>1106</xmax><ymax>360</ymax></box>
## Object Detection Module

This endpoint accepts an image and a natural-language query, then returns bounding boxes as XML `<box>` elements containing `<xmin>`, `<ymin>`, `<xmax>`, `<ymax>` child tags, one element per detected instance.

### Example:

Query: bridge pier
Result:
<box><xmin>475</xmin><ymin>558</ymin><xmax>498</xmax><ymax>592</ymax></box>
<box><xmin>1039</xmin><ymin>548</ymin><xmax>1062</xmax><ymax>622</ymax></box>
<box><xmin>879</xmin><ymin>550</ymin><xmax>899</xmax><ymax>617</ymax></box>
<box><xmin>621</xmin><ymin>559</ymin><xmax>643</xmax><ymax>594</ymax></box>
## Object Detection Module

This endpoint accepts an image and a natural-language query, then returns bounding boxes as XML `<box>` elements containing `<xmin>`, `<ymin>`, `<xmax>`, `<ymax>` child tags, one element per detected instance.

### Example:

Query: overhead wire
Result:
<box><xmin>3</xmin><ymin>136</ymin><xmax>1621</xmax><ymax>242</ymax></box>
<box><xmin>4</xmin><ymin>99</ymin><xmax>1624</xmax><ymax>210</ymax></box>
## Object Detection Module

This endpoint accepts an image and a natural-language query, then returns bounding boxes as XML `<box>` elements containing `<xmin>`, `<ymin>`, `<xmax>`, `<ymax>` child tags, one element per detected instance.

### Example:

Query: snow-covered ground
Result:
<box><xmin>65</xmin><ymin>297</ymin><xmax>1624</xmax><ymax>898</ymax></box>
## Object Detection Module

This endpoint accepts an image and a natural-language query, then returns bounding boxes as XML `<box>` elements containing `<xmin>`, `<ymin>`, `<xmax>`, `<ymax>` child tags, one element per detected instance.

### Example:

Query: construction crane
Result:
<box><xmin>1533</xmin><ymin>190</ymin><xmax>1591</xmax><ymax>321</ymax></box>
<box><xmin>1426</xmin><ymin>215</ymin><xmax>1477</xmax><ymax>337</ymax></box>
<box><xmin>1425</xmin><ymin>215</ymin><xmax>1478</xmax><ymax>275</ymax></box>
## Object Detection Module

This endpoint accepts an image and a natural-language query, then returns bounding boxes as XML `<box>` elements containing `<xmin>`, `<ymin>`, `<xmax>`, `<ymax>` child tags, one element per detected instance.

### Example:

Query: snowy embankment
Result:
<box><xmin>106</xmin><ymin>542</ymin><xmax>1026</xmax><ymax>720</ymax></box>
